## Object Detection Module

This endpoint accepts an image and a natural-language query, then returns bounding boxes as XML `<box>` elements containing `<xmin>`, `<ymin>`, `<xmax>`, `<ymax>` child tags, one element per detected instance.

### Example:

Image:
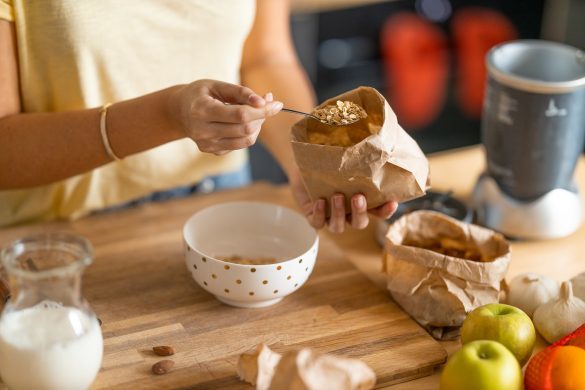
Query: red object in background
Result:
<box><xmin>451</xmin><ymin>8</ymin><xmax>517</xmax><ymax>118</ymax></box>
<box><xmin>524</xmin><ymin>323</ymin><xmax>585</xmax><ymax>390</ymax></box>
<box><xmin>380</xmin><ymin>13</ymin><xmax>449</xmax><ymax>131</ymax></box>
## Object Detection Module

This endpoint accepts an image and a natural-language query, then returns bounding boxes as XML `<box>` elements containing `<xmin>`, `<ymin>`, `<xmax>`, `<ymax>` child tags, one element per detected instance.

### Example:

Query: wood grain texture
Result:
<box><xmin>0</xmin><ymin>183</ymin><xmax>446</xmax><ymax>389</ymax></box>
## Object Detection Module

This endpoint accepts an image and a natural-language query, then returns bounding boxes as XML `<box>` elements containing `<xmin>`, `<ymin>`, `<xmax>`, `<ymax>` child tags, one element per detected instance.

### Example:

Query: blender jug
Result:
<box><xmin>474</xmin><ymin>40</ymin><xmax>585</xmax><ymax>239</ymax></box>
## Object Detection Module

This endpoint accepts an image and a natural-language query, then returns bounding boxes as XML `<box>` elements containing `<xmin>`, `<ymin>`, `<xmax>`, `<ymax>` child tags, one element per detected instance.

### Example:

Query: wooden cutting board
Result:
<box><xmin>0</xmin><ymin>184</ymin><xmax>447</xmax><ymax>389</ymax></box>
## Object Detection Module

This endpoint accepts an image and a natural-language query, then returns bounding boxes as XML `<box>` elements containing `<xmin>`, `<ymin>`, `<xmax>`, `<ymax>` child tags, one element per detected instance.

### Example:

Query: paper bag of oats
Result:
<box><xmin>382</xmin><ymin>210</ymin><xmax>511</xmax><ymax>340</ymax></box>
<box><xmin>290</xmin><ymin>86</ymin><xmax>429</xmax><ymax>212</ymax></box>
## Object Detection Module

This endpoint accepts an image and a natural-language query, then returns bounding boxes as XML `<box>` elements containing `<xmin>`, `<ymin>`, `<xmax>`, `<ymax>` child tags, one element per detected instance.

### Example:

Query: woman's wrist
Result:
<box><xmin>287</xmin><ymin>167</ymin><xmax>304</xmax><ymax>187</ymax></box>
<box><xmin>165</xmin><ymin>84</ymin><xmax>189</xmax><ymax>140</ymax></box>
<box><xmin>104</xmin><ymin>86</ymin><xmax>186</xmax><ymax>159</ymax></box>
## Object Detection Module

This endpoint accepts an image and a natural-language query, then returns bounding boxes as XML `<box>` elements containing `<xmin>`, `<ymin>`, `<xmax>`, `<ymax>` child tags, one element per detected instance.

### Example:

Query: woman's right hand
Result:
<box><xmin>169</xmin><ymin>79</ymin><xmax>283</xmax><ymax>155</ymax></box>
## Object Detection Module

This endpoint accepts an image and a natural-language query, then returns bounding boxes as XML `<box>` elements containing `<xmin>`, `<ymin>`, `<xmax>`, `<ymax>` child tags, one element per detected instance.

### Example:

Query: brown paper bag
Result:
<box><xmin>290</xmin><ymin>87</ymin><xmax>429</xmax><ymax>211</ymax></box>
<box><xmin>383</xmin><ymin>210</ymin><xmax>511</xmax><ymax>340</ymax></box>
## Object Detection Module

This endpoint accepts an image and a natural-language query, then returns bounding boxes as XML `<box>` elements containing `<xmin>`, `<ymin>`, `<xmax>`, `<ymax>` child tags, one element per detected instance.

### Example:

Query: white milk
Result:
<box><xmin>0</xmin><ymin>300</ymin><xmax>103</xmax><ymax>390</ymax></box>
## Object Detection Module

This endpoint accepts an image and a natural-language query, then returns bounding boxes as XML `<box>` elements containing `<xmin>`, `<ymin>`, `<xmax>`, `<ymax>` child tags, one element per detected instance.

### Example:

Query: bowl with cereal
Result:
<box><xmin>183</xmin><ymin>201</ymin><xmax>319</xmax><ymax>308</ymax></box>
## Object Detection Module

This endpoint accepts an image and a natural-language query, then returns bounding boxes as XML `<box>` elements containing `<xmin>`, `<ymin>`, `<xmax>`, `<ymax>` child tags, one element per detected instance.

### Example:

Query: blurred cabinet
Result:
<box><xmin>292</xmin><ymin>0</ymin><xmax>546</xmax><ymax>152</ymax></box>
<box><xmin>251</xmin><ymin>0</ymin><xmax>549</xmax><ymax>183</ymax></box>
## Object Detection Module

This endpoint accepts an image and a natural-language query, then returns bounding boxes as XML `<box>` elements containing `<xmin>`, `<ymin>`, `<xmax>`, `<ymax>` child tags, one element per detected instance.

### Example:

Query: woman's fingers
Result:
<box><xmin>196</xmin><ymin>134</ymin><xmax>261</xmax><ymax>155</ymax></box>
<box><xmin>205</xmin><ymin>84</ymin><xmax>281</xmax><ymax>123</ymax></box>
<box><xmin>208</xmin><ymin>80</ymin><xmax>262</xmax><ymax>106</ymax></box>
<box><xmin>204</xmin><ymin>98</ymin><xmax>282</xmax><ymax>123</ymax></box>
<box><xmin>210</xmin><ymin>132</ymin><xmax>261</xmax><ymax>152</ymax></box>
<box><xmin>310</xmin><ymin>199</ymin><xmax>326</xmax><ymax>229</ymax></box>
<box><xmin>311</xmin><ymin>195</ymin><xmax>397</xmax><ymax>233</ymax></box>
<box><xmin>327</xmin><ymin>194</ymin><xmax>347</xmax><ymax>234</ymax></box>
<box><xmin>350</xmin><ymin>194</ymin><xmax>369</xmax><ymax>229</ymax></box>
<box><xmin>197</xmin><ymin>119</ymin><xmax>264</xmax><ymax>140</ymax></box>
<box><xmin>368</xmin><ymin>201</ymin><xmax>398</xmax><ymax>220</ymax></box>
<box><xmin>175</xmin><ymin>80</ymin><xmax>284</xmax><ymax>153</ymax></box>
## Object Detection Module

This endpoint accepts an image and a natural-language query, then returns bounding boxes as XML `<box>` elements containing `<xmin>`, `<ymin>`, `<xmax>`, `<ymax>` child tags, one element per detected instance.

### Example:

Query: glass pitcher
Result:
<box><xmin>0</xmin><ymin>232</ymin><xmax>103</xmax><ymax>390</ymax></box>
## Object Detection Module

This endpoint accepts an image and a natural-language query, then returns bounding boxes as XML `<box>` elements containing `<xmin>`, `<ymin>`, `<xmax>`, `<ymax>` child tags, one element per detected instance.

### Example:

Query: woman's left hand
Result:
<box><xmin>290</xmin><ymin>175</ymin><xmax>398</xmax><ymax>233</ymax></box>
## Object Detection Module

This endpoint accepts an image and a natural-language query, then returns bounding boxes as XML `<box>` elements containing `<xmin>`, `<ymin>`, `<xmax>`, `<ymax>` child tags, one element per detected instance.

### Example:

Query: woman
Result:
<box><xmin>0</xmin><ymin>0</ymin><xmax>396</xmax><ymax>231</ymax></box>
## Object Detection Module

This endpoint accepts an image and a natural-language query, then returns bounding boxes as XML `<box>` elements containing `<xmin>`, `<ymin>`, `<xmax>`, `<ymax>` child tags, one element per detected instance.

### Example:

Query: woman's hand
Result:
<box><xmin>169</xmin><ymin>80</ymin><xmax>283</xmax><ymax>155</ymax></box>
<box><xmin>290</xmin><ymin>174</ymin><xmax>398</xmax><ymax>233</ymax></box>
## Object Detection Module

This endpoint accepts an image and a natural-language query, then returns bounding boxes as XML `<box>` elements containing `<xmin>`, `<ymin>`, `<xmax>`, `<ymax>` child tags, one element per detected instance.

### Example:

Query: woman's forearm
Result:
<box><xmin>242</xmin><ymin>62</ymin><xmax>316</xmax><ymax>182</ymax></box>
<box><xmin>0</xmin><ymin>86</ymin><xmax>184</xmax><ymax>190</ymax></box>
<box><xmin>240</xmin><ymin>0</ymin><xmax>316</xmax><ymax>183</ymax></box>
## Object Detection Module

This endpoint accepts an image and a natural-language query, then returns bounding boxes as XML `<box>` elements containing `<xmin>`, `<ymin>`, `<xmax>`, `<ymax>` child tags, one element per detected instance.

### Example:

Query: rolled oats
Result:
<box><xmin>312</xmin><ymin>100</ymin><xmax>367</xmax><ymax>125</ymax></box>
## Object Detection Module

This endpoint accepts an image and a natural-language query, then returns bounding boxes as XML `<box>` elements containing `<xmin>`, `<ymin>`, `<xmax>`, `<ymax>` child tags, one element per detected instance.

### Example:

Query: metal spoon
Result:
<box><xmin>281</xmin><ymin>107</ymin><xmax>360</xmax><ymax>126</ymax></box>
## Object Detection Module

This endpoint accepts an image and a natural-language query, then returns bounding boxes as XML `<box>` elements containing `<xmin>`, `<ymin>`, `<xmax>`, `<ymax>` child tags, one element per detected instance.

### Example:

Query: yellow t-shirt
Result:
<box><xmin>0</xmin><ymin>0</ymin><xmax>255</xmax><ymax>226</ymax></box>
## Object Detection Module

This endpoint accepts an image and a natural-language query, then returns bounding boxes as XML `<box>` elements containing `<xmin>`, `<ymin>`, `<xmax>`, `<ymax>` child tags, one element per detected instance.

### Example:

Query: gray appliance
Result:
<box><xmin>473</xmin><ymin>40</ymin><xmax>585</xmax><ymax>239</ymax></box>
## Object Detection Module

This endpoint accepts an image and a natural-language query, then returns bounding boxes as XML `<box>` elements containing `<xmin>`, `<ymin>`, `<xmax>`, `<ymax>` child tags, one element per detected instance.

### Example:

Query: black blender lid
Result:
<box><xmin>386</xmin><ymin>190</ymin><xmax>472</xmax><ymax>223</ymax></box>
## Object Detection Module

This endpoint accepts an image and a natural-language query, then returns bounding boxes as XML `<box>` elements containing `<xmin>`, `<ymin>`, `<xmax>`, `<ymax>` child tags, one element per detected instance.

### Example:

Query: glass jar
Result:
<box><xmin>0</xmin><ymin>232</ymin><xmax>103</xmax><ymax>390</ymax></box>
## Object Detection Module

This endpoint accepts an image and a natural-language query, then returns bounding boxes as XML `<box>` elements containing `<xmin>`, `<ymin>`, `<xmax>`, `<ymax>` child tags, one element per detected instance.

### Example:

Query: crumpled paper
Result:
<box><xmin>382</xmin><ymin>210</ymin><xmax>511</xmax><ymax>340</ymax></box>
<box><xmin>237</xmin><ymin>344</ymin><xmax>375</xmax><ymax>390</ymax></box>
<box><xmin>291</xmin><ymin>86</ymin><xmax>429</xmax><ymax>213</ymax></box>
<box><xmin>237</xmin><ymin>344</ymin><xmax>282</xmax><ymax>390</ymax></box>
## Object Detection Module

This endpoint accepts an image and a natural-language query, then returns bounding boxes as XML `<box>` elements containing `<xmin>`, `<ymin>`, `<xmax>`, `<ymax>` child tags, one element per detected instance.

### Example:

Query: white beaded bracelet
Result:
<box><xmin>99</xmin><ymin>103</ymin><xmax>121</xmax><ymax>161</ymax></box>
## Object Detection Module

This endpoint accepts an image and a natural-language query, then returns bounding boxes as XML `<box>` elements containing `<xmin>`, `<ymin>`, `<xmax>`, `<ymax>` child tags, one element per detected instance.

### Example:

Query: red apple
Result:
<box><xmin>440</xmin><ymin>340</ymin><xmax>523</xmax><ymax>390</ymax></box>
<box><xmin>461</xmin><ymin>303</ymin><xmax>536</xmax><ymax>366</ymax></box>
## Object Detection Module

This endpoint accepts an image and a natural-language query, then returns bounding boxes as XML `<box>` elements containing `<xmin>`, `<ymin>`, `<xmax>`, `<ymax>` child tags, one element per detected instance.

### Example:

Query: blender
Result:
<box><xmin>473</xmin><ymin>40</ymin><xmax>585</xmax><ymax>239</ymax></box>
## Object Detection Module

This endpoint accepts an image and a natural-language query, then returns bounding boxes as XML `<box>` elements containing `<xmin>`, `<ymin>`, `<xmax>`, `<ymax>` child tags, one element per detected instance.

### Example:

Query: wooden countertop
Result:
<box><xmin>1</xmin><ymin>145</ymin><xmax>584</xmax><ymax>388</ymax></box>
<box><xmin>330</xmin><ymin>145</ymin><xmax>585</xmax><ymax>389</ymax></box>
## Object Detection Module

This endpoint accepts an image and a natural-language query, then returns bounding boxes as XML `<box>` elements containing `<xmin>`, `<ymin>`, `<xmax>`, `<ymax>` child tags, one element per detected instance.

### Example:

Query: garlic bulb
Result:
<box><xmin>533</xmin><ymin>281</ymin><xmax>585</xmax><ymax>344</ymax></box>
<box><xmin>571</xmin><ymin>272</ymin><xmax>585</xmax><ymax>301</ymax></box>
<box><xmin>507</xmin><ymin>273</ymin><xmax>560</xmax><ymax>317</ymax></box>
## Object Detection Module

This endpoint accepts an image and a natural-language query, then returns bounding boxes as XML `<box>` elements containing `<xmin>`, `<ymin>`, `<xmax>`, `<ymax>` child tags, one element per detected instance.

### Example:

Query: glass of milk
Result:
<box><xmin>0</xmin><ymin>232</ymin><xmax>103</xmax><ymax>390</ymax></box>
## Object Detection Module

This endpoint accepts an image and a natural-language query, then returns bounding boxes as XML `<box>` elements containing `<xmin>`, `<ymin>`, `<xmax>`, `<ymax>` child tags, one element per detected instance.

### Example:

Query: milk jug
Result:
<box><xmin>0</xmin><ymin>232</ymin><xmax>103</xmax><ymax>390</ymax></box>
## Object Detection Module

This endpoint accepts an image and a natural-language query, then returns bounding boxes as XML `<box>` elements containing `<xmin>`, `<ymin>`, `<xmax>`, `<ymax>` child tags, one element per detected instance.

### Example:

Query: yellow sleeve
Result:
<box><xmin>0</xmin><ymin>0</ymin><xmax>14</xmax><ymax>22</ymax></box>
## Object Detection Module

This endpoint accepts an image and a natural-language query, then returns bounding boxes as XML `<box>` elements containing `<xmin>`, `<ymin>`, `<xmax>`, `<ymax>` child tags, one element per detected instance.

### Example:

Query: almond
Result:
<box><xmin>153</xmin><ymin>345</ymin><xmax>175</xmax><ymax>356</ymax></box>
<box><xmin>152</xmin><ymin>359</ymin><xmax>174</xmax><ymax>375</ymax></box>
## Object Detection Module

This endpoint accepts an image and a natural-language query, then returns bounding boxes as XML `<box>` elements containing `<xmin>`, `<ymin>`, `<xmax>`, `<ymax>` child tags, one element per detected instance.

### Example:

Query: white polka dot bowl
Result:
<box><xmin>183</xmin><ymin>201</ymin><xmax>319</xmax><ymax>308</ymax></box>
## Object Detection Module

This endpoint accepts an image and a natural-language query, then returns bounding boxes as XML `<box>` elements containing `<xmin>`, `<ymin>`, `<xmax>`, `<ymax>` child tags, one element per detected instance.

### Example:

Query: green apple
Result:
<box><xmin>461</xmin><ymin>303</ymin><xmax>535</xmax><ymax>366</ymax></box>
<box><xmin>440</xmin><ymin>340</ymin><xmax>523</xmax><ymax>390</ymax></box>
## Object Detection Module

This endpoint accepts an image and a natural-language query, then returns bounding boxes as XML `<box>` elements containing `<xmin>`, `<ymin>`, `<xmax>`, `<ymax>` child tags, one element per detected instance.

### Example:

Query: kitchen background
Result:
<box><xmin>250</xmin><ymin>0</ymin><xmax>585</xmax><ymax>184</ymax></box>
